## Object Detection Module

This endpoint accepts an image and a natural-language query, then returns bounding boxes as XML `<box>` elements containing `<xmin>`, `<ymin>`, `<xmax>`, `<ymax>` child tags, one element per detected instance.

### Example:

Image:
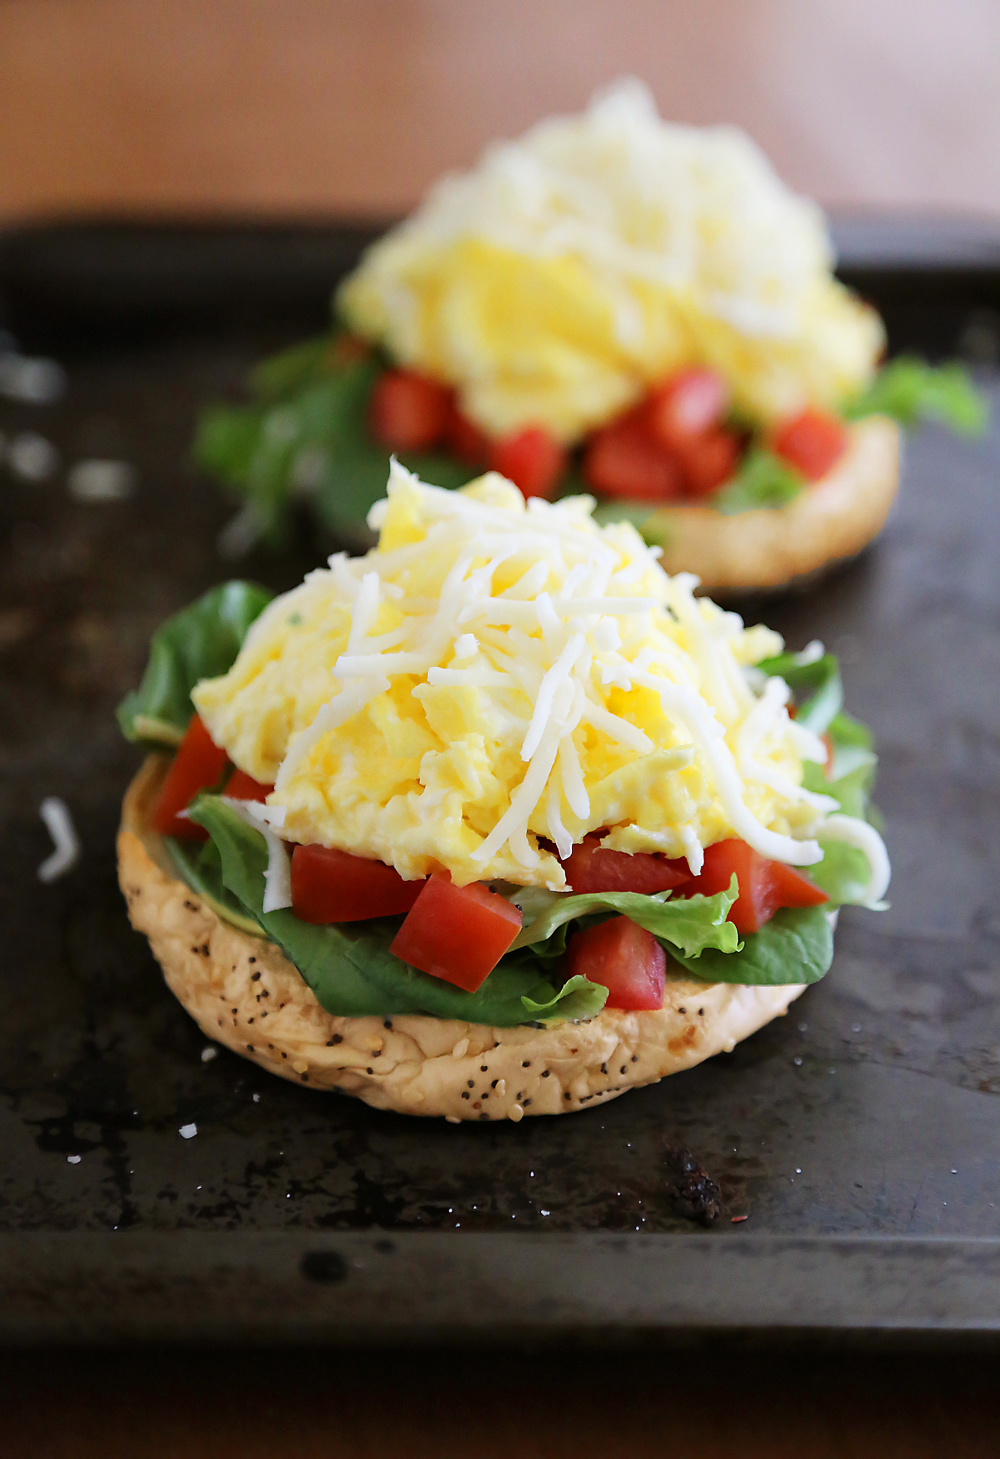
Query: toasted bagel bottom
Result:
<box><xmin>646</xmin><ymin>415</ymin><xmax>899</xmax><ymax>592</ymax></box>
<box><xmin>118</xmin><ymin>755</ymin><xmax>807</xmax><ymax>1121</ymax></box>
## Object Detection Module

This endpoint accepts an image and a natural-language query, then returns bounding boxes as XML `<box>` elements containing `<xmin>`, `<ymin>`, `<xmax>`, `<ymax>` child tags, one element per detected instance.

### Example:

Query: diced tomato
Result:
<box><xmin>561</xmin><ymin>834</ymin><xmax>690</xmax><ymax>895</ymax></box>
<box><xmin>443</xmin><ymin>401</ymin><xmax>491</xmax><ymax>467</ymax></box>
<box><xmin>225</xmin><ymin>768</ymin><xmax>273</xmax><ymax>803</ymax></box>
<box><xmin>152</xmin><ymin>715</ymin><xmax>228</xmax><ymax>840</ymax></box>
<box><xmin>583</xmin><ymin>416</ymin><xmax>683</xmax><ymax>501</ymax></box>
<box><xmin>646</xmin><ymin>368</ymin><xmax>729</xmax><ymax>451</ymax></box>
<box><xmin>390</xmin><ymin>874</ymin><xmax>522</xmax><ymax>992</ymax></box>
<box><xmin>368</xmin><ymin>369</ymin><xmax>452</xmax><ymax>453</ymax></box>
<box><xmin>290</xmin><ymin>844</ymin><xmax>425</xmax><ymax>924</ymax></box>
<box><xmin>771</xmin><ymin>408</ymin><xmax>848</xmax><ymax>482</ymax></box>
<box><xmin>676</xmin><ymin>427</ymin><xmax>741</xmax><ymax>497</ymax></box>
<box><xmin>490</xmin><ymin>426</ymin><xmax>567</xmax><ymax>500</ymax></box>
<box><xmin>567</xmin><ymin>916</ymin><xmax>666</xmax><ymax>1011</ymax></box>
<box><xmin>681</xmin><ymin>839</ymin><xmax>828</xmax><ymax>935</ymax></box>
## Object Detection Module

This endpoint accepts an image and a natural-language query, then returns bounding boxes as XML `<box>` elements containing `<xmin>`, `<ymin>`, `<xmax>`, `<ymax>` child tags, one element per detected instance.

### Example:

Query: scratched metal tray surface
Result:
<box><xmin>1</xmin><ymin>220</ymin><xmax>999</xmax><ymax>1344</ymax></box>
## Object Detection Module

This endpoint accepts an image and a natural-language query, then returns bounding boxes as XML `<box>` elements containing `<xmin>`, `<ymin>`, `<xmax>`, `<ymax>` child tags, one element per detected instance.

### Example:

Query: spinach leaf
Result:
<box><xmin>249</xmin><ymin>335</ymin><xmax>342</xmax><ymax>400</ymax></box>
<box><xmin>671</xmin><ymin>905</ymin><xmax>833</xmax><ymax>986</ymax></box>
<box><xmin>712</xmin><ymin>448</ymin><xmax>804</xmax><ymax>515</ymax></box>
<box><xmin>509</xmin><ymin>881</ymin><xmax>740</xmax><ymax>958</ymax></box>
<box><xmin>164</xmin><ymin>836</ymin><xmax>263</xmax><ymax>937</ymax></box>
<box><xmin>843</xmin><ymin>356</ymin><xmax>987</xmax><ymax>434</ymax></box>
<box><xmin>193</xmin><ymin>407</ymin><xmax>261</xmax><ymax>489</ymax></box>
<box><xmin>188</xmin><ymin>796</ymin><xmax>608</xmax><ymax>1026</ymax></box>
<box><xmin>193</xmin><ymin>348</ymin><xmax>475</xmax><ymax>547</ymax></box>
<box><xmin>117</xmin><ymin>581</ymin><xmax>274</xmax><ymax>746</ymax></box>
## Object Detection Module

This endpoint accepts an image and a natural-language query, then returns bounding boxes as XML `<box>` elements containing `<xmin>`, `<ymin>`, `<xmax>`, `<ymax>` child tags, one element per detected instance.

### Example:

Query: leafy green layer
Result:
<box><xmin>193</xmin><ymin>343</ymin><xmax>474</xmax><ymax>548</ymax></box>
<box><xmin>757</xmin><ymin>647</ymin><xmax>843</xmax><ymax>734</ymax></box>
<box><xmin>810</xmin><ymin>840</ymin><xmax>872</xmax><ymax>907</ymax></box>
<box><xmin>844</xmin><ymin>356</ymin><xmax>987</xmax><ymax>434</ymax></box>
<box><xmin>712</xmin><ymin>448</ymin><xmax>805</xmax><ymax>514</ymax></box>
<box><xmin>180</xmin><ymin>796</ymin><xmax>839</xmax><ymax>1005</ymax></box>
<box><xmin>759</xmin><ymin>647</ymin><xmax>878</xmax><ymax>824</ymax></box>
<box><xmin>164</xmin><ymin>836</ymin><xmax>263</xmax><ymax>937</ymax></box>
<box><xmin>509</xmin><ymin>881</ymin><xmax>740</xmax><ymax>957</ymax></box>
<box><xmin>117</xmin><ymin>581</ymin><xmax>274</xmax><ymax>747</ymax></box>
<box><xmin>121</xmin><ymin>584</ymin><xmax>877</xmax><ymax>1020</ymax></box>
<box><xmin>187</xmin><ymin>796</ymin><xmax>608</xmax><ymax>1026</ymax></box>
<box><xmin>671</xmin><ymin>905</ymin><xmax>833</xmax><ymax>986</ymax></box>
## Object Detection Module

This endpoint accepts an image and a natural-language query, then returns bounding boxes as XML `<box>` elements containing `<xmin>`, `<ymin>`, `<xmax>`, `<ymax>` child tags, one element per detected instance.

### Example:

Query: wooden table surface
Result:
<box><xmin>2</xmin><ymin>0</ymin><xmax>999</xmax><ymax>223</ymax></box>
<box><xmin>3</xmin><ymin>1345</ymin><xmax>1000</xmax><ymax>1457</ymax></box>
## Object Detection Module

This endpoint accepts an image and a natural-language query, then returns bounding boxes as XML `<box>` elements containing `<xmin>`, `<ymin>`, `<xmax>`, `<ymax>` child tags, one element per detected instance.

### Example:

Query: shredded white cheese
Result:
<box><xmin>818</xmin><ymin>814</ymin><xmax>892</xmax><ymax>908</ymax></box>
<box><xmin>274</xmin><ymin>463</ymin><xmax>824</xmax><ymax>871</ymax></box>
<box><xmin>37</xmin><ymin>797</ymin><xmax>80</xmax><ymax>883</ymax></box>
<box><xmin>221</xmin><ymin>797</ymin><xmax>293</xmax><ymax>912</ymax></box>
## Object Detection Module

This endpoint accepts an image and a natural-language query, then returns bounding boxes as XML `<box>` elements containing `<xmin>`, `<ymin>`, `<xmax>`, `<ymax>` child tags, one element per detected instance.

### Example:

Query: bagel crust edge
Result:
<box><xmin>647</xmin><ymin>414</ymin><xmax>899</xmax><ymax>591</ymax></box>
<box><xmin>118</xmin><ymin>754</ymin><xmax>807</xmax><ymax>1121</ymax></box>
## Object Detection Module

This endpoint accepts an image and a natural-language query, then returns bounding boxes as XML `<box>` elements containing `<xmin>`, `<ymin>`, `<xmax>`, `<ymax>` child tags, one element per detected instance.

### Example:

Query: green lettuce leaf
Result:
<box><xmin>758</xmin><ymin>650</ymin><xmax>879</xmax><ymax>823</ymax></box>
<box><xmin>804</xmin><ymin>744</ymin><xmax>877</xmax><ymax>821</ymax></box>
<box><xmin>712</xmin><ymin>448</ymin><xmax>804</xmax><ymax>515</ymax></box>
<box><xmin>117</xmin><ymin>581</ymin><xmax>274</xmax><ymax>746</ymax></box>
<box><xmin>509</xmin><ymin>881</ymin><xmax>740</xmax><ymax>958</ymax></box>
<box><xmin>843</xmin><ymin>356</ymin><xmax>988</xmax><ymax>434</ymax></box>
<box><xmin>756</xmin><ymin>648</ymin><xmax>843</xmax><ymax>735</ymax></box>
<box><xmin>187</xmin><ymin>796</ymin><xmax>608</xmax><ymax>1026</ymax></box>
<box><xmin>672</xmin><ymin>905</ymin><xmax>833</xmax><ymax>985</ymax></box>
<box><xmin>193</xmin><ymin>348</ymin><xmax>475</xmax><ymax>547</ymax></box>
<box><xmin>810</xmin><ymin>840</ymin><xmax>873</xmax><ymax>907</ymax></box>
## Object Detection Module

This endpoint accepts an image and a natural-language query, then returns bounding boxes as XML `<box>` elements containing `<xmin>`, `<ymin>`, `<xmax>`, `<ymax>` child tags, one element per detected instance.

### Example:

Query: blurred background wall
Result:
<box><xmin>2</xmin><ymin>0</ymin><xmax>998</xmax><ymax>223</ymax></box>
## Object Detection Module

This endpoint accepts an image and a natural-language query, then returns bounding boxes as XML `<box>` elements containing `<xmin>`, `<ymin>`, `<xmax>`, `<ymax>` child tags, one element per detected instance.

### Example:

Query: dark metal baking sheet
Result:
<box><xmin>1</xmin><ymin>220</ymin><xmax>999</xmax><ymax>1343</ymax></box>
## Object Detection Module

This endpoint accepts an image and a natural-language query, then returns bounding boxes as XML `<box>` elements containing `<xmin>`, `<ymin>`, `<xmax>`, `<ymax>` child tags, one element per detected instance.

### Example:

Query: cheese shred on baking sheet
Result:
<box><xmin>194</xmin><ymin>462</ymin><xmax>886</xmax><ymax>892</ymax></box>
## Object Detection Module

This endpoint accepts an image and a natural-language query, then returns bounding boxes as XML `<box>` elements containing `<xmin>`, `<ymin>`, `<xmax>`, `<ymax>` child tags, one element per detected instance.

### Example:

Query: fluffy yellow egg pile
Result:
<box><xmin>192</xmin><ymin>464</ymin><xmax>835</xmax><ymax>890</ymax></box>
<box><xmin>338</xmin><ymin>79</ymin><xmax>884</xmax><ymax>442</ymax></box>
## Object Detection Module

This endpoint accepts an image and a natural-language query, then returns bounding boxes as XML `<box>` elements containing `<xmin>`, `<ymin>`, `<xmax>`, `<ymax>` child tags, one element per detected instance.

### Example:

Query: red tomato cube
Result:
<box><xmin>561</xmin><ymin>834</ymin><xmax>690</xmax><ymax>895</ymax></box>
<box><xmin>153</xmin><ymin>714</ymin><xmax>228</xmax><ymax>840</ymax></box>
<box><xmin>646</xmin><ymin>368</ymin><xmax>729</xmax><ymax>451</ymax></box>
<box><xmin>490</xmin><ymin>426</ymin><xmax>567</xmax><ymax>499</ymax></box>
<box><xmin>567</xmin><ymin>916</ymin><xmax>666</xmax><ymax>1011</ymax></box>
<box><xmin>676</xmin><ymin>428</ymin><xmax>741</xmax><ymax>497</ymax></box>
<box><xmin>225</xmin><ymin>768</ymin><xmax>273</xmax><ymax>803</ymax></box>
<box><xmin>368</xmin><ymin>369</ymin><xmax>452</xmax><ymax>453</ymax></box>
<box><xmin>582</xmin><ymin>416</ymin><xmax>683</xmax><ymax>501</ymax></box>
<box><xmin>443</xmin><ymin>402</ymin><xmax>491</xmax><ymax>467</ymax></box>
<box><xmin>290</xmin><ymin>844</ymin><xmax>425</xmax><ymax>924</ymax></box>
<box><xmin>682</xmin><ymin>839</ymin><xmax>828</xmax><ymax>935</ymax></box>
<box><xmin>390</xmin><ymin>874</ymin><xmax>522</xmax><ymax>992</ymax></box>
<box><xmin>771</xmin><ymin>408</ymin><xmax>848</xmax><ymax>481</ymax></box>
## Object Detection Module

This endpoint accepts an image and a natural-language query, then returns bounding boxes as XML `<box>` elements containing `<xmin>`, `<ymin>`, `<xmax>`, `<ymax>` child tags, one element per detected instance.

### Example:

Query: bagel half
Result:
<box><xmin>118</xmin><ymin>755</ymin><xmax>807</xmax><ymax>1121</ymax></box>
<box><xmin>643</xmin><ymin>415</ymin><xmax>899</xmax><ymax>592</ymax></box>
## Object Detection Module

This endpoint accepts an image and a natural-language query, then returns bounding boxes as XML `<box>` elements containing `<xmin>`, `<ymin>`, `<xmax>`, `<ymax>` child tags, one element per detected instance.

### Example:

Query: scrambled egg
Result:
<box><xmin>339</xmin><ymin>80</ymin><xmax>883</xmax><ymax>442</ymax></box>
<box><xmin>192</xmin><ymin>465</ymin><xmax>833</xmax><ymax>890</ymax></box>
